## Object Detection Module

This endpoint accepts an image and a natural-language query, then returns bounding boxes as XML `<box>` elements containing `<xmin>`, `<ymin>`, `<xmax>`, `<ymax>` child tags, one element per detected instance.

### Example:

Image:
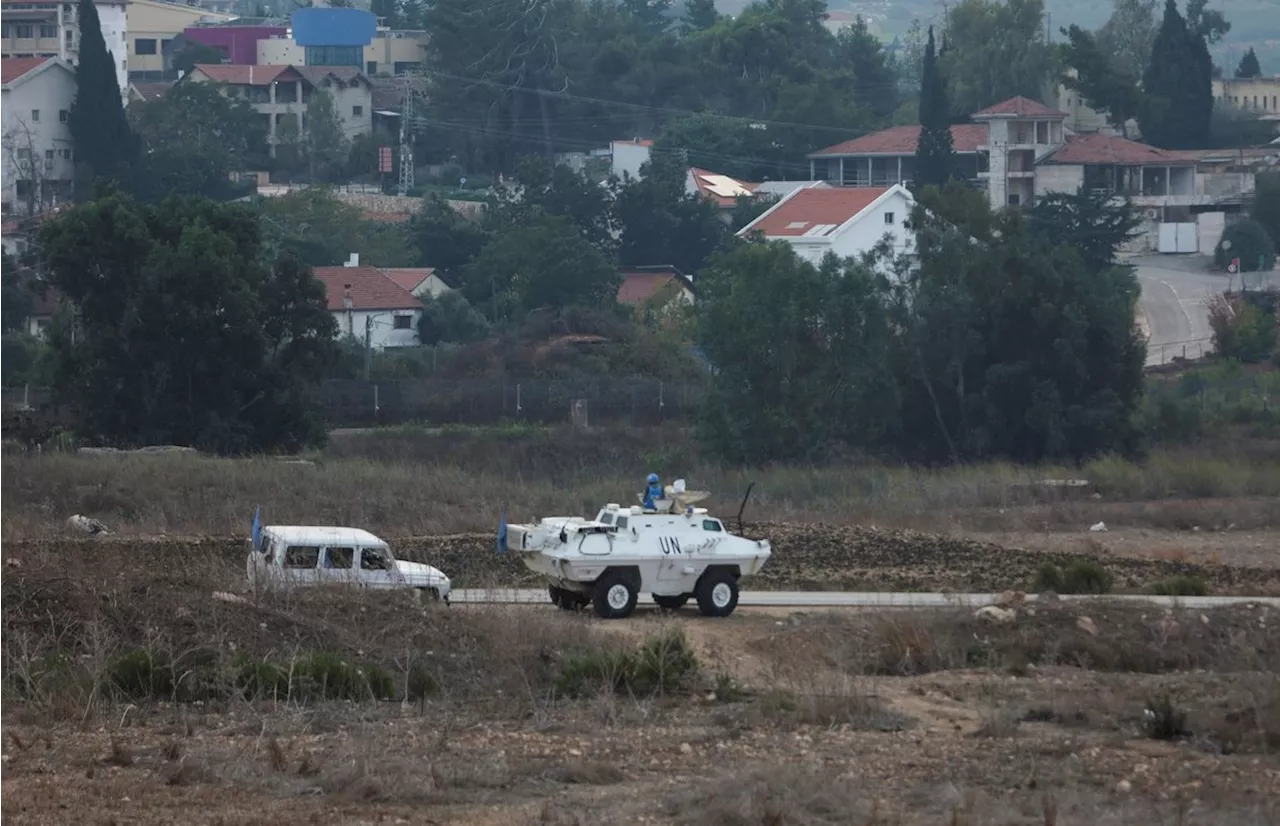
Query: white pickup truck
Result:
<box><xmin>246</xmin><ymin>524</ymin><xmax>452</xmax><ymax>604</ymax></box>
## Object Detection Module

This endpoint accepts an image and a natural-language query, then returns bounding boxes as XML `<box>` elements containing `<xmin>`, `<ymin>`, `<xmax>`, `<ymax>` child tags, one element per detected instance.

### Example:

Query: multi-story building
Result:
<box><xmin>125</xmin><ymin>0</ymin><xmax>234</xmax><ymax>79</ymax></box>
<box><xmin>1</xmin><ymin>0</ymin><xmax>127</xmax><ymax>95</ymax></box>
<box><xmin>1</xmin><ymin>56</ymin><xmax>76</xmax><ymax>216</ymax></box>
<box><xmin>807</xmin><ymin>95</ymin><xmax>1220</xmax><ymax>252</ymax></box>
<box><xmin>1214</xmin><ymin>75</ymin><xmax>1280</xmax><ymax>116</ymax></box>
<box><xmin>183</xmin><ymin>62</ymin><xmax>373</xmax><ymax>153</ymax></box>
<box><xmin>254</xmin><ymin>7</ymin><xmax>425</xmax><ymax>77</ymax></box>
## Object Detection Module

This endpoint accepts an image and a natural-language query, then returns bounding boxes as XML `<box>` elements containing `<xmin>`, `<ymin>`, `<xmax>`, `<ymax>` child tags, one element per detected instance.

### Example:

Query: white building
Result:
<box><xmin>313</xmin><ymin>257</ymin><xmax>424</xmax><ymax>349</ymax></box>
<box><xmin>806</xmin><ymin>95</ymin><xmax>1228</xmax><ymax>253</ymax></box>
<box><xmin>736</xmin><ymin>184</ymin><xmax>917</xmax><ymax>267</ymax></box>
<box><xmin>295</xmin><ymin>66</ymin><xmax>373</xmax><ymax>142</ymax></box>
<box><xmin>1</xmin><ymin>56</ymin><xmax>77</xmax><ymax>216</ymax></box>
<box><xmin>0</xmin><ymin>0</ymin><xmax>128</xmax><ymax>98</ymax></box>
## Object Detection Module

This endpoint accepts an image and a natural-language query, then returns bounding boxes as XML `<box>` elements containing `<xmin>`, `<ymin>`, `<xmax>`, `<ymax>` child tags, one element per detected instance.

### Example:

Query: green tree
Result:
<box><xmin>1140</xmin><ymin>0</ymin><xmax>1214</xmax><ymax>149</ymax></box>
<box><xmin>36</xmin><ymin>192</ymin><xmax>339</xmax><ymax>453</ymax></box>
<box><xmin>915</xmin><ymin>27</ymin><xmax>955</xmax><ymax>190</ymax></box>
<box><xmin>259</xmin><ymin>188</ymin><xmax>415</xmax><ymax>267</ymax></box>
<box><xmin>1060</xmin><ymin>24</ymin><xmax>1144</xmax><ymax>136</ymax></box>
<box><xmin>304</xmin><ymin>89</ymin><xmax>349</xmax><ymax>182</ymax></box>
<box><xmin>892</xmin><ymin>194</ymin><xmax>1147</xmax><ymax>463</ymax></box>
<box><xmin>1235</xmin><ymin>47</ymin><xmax>1262</xmax><ymax>78</ymax></box>
<box><xmin>680</xmin><ymin>0</ymin><xmax>718</xmax><ymax>33</ymax></box>
<box><xmin>129</xmin><ymin>81</ymin><xmax>269</xmax><ymax>200</ymax></box>
<box><xmin>1213</xmin><ymin>218</ymin><xmax>1276</xmax><ymax>273</ymax></box>
<box><xmin>1096</xmin><ymin>0</ymin><xmax>1159</xmax><ymax>80</ymax></box>
<box><xmin>1</xmin><ymin>251</ymin><xmax>37</xmax><ymax>333</ymax></box>
<box><xmin>68</xmin><ymin>0</ymin><xmax>139</xmax><ymax>197</ymax></box>
<box><xmin>1026</xmin><ymin>188</ymin><xmax>1142</xmax><ymax>272</ymax></box>
<box><xmin>409</xmin><ymin>195</ymin><xmax>493</xmax><ymax>275</ymax></box>
<box><xmin>416</xmin><ymin>290</ymin><xmax>491</xmax><ymax>345</ymax></box>
<box><xmin>611</xmin><ymin>155</ymin><xmax>731</xmax><ymax>274</ymax></box>
<box><xmin>694</xmin><ymin>241</ymin><xmax>900</xmax><ymax>464</ymax></box>
<box><xmin>1250</xmin><ymin>173</ymin><xmax>1280</xmax><ymax>252</ymax></box>
<box><xmin>838</xmin><ymin>16</ymin><xmax>902</xmax><ymax>121</ymax></box>
<box><xmin>462</xmin><ymin>213</ymin><xmax>621</xmax><ymax>318</ymax></box>
<box><xmin>485</xmin><ymin>155</ymin><xmax>616</xmax><ymax>253</ymax></box>
<box><xmin>171</xmin><ymin>40</ymin><xmax>225</xmax><ymax>75</ymax></box>
<box><xmin>938</xmin><ymin>0</ymin><xmax>1057</xmax><ymax>116</ymax></box>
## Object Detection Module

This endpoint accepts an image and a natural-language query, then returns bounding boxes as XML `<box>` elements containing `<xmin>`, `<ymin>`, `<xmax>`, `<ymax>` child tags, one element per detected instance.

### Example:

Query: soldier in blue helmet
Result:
<box><xmin>642</xmin><ymin>472</ymin><xmax>663</xmax><ymax>511</ymax></box>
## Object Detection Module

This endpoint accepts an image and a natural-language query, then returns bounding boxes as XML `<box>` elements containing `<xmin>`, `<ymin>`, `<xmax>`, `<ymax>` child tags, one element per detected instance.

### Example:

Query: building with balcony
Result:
<box><xmin>1</xmin><ymin>0</ymin><xmax>127</xmax><ymax>95</ymax></box>
<box><xmin>807</xmin><ymin>96</ymin><xmax>1225</xmax><ymax>251</ymax></box>
<box><xmin>183</xmin><ymin>62</ymin><xmax>372</xmax><ymax>153</ymax></box>
<box><xmin>2</xmin><ymin>56</ymin><xmax>76</xmax><ymax>216</ymax></box>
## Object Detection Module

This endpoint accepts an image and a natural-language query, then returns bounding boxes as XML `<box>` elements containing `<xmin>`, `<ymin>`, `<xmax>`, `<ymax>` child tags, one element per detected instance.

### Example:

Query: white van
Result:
<box><xmin>247</xmin><ymin>525</ymin><xmax>452</xmax><ymax>604</ymax></box>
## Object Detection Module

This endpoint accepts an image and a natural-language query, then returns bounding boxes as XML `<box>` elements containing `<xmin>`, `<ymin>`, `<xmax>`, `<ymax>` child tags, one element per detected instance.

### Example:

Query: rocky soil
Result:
<box><xmin>7</xmin><ymin>520</ymin><xmax>1279</xmax><ymax>595</ymax></box>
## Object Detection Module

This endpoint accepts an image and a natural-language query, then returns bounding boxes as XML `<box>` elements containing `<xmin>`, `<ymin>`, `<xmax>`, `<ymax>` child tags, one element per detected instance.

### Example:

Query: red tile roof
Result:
<box><xmin>742</xmin><ymin>187</ymin><xmax>892</xmax><ymax>237</ymax></box>
<box><xmin>810</xmin><ymin>124</ymin><xmax>987</xmax><ymax>157</ymax></box>
<box><xmin>971</xmin><ymin>95</ymin><xmax>1068</xmax><ymax>119</ymax></box>
<box><xmin>1043</xmin><ymin>134</ymin><xmax>1198</xmax><ymax>166</ymax></box>
<box><xmin>1</xmin><ymin>57</ymin><xmax>50</xmax><ymax>84</ymax></box>
<box><xmin>688</xmin><ymin>167</ymin><xmax>758</xmax><ymax>208</ymax></box>
<box><xmin>191</xmin><ymin>64</ymin><xmax>299</xmax><ymax>86</ymax></box>
<box><xmin>379</xmin><ymin>267</ymin><xmax>435</xmax><ymax>293</ymax></box>
<box><xmin>312</xmin><ymin>266</ymin><xmax>424</xmax><ymax>311</ymax></box>
<box><xmin>617</xmin><ymin>267</ymin><xmax>693</xmax><ymax>305</ymax></box>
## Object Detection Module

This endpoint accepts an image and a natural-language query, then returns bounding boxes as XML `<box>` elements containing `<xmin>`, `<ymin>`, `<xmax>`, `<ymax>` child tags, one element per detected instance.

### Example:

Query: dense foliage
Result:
<box><xmin>36</xmin><ymin>193</ymin><xmax>339</xmax><ymax>453</ymax></box>
<box><xmin>694</xmin><ymin>184</ymin><xmax>1148</xmax><ymax>465</ymax></box>
<box><xmin>68</xmin><ymin>0</ymin><xmax>139</xmax><ymax>197</ymax></box>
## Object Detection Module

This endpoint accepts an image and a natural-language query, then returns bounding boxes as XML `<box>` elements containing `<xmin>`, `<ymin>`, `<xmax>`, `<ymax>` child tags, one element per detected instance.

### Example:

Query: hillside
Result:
<box><xmin>714</xmin><ymin>0</ymin><xmax>1280</xmax><ymax>76</ymax></box>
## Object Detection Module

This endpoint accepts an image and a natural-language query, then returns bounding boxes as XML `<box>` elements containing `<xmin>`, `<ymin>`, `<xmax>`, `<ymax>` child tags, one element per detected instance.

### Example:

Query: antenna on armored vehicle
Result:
<box><xmin>736</xmin><ymin>482</ymin><xmax>755</xmax><ymax>535</ymax></box>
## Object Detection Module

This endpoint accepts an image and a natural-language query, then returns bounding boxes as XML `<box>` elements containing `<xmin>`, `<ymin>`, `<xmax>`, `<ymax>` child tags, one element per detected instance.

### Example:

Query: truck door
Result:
<box><xmin>279</xmin><ymin>544</ymin><xmax>322</xmax><ymax>588</ymax></box>
<box><xmin>357</xmin><ymin>546</ymin><xmax>404</xmax><ymax>590</ymax></box>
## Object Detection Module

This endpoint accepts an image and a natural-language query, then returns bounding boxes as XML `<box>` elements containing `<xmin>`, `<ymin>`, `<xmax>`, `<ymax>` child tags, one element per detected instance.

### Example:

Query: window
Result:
<box><xmin>31</xmin><ymin>110</ymin><xmax>39</xmax><ymax>122</ymax></box>
<box><xmin>325</xmin><ymin>546</ymin><xmax>354</xmax><ymax>569</ymax></box>
<box><xmin>59</xmin><ymin>109</ymin><xmax>68</xmax><ymax>122</ymax></box>
<box><xmin>367</xmin><ymin>61</ymin><xmax>378</xmax><ymax>75</ymax></box>
<box><xmin>393</xmin><ymin>314</ymin><xmax>412</xmax><ymax>330</ymax></box>
<box><xmin>884</xmin><ymin>212</ymin><xmax>894</xmax><ymax>225</ymax></box>
<box><xmin>15</xmin><ymin>180</ymin><xmax>33</xmax><ymax>197</ymax></box>
<box><xmin>615</xmin><ymin>516</ymin><xmax>629</xmax><ymax>529</ymax></box>
<box><xmin>40</xmin><ymin>24</ymin><xmax>57</xmax><ymax>38</ymax></box>
<box><xmin>702</xmin><ymin>519</ymin><xmax>723</xmax><ymax>532</ymax></box>
<box><xmin>44</xmin><ymin>149</ymin><xmax>54</xmax><ymax>160</ymax></box>
<box><xmin>283</xmin><ymin>545</ymin><xmax>320</xmax><ymax>568</ymax></box>
<box><xmin>360</xmin><ymin>548</ymin><xmax>389</xmax><ymax>571</ymax></box>
<box><xmin>65</xmin><ymin>29</ymin><xmax>73</xmax><ymax>45</ymax></box>
<box><xmin>352</xmin><ymin>105</ymin><xmax>363</xmax><ymax>116</ymax></box>
<box><xmin>16</xmin><ymin>148</ymin><xmax>30</xmax><ymax>160</ymax></box>
<box><xmin>599</xmin><ymin>512</ymin><xmax>614</xmax><ymax>525</ymax></box>
<box><xmin>61</xmin><ymin>149</ymin><xmax>72</xmax><ymax>159</ymax></box>
<box><xmin>134</xmin><ymin>38</ymin><xmax>157</xmax><ymax>55</ymax></box>
<box><xmin>16</xmin><ymin>24</ymin><xmax>33</xmax><ymax>38</ymax></box>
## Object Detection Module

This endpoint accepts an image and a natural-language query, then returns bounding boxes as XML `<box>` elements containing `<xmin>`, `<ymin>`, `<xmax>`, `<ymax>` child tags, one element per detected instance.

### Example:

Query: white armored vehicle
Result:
<box><xmin>499</xmin><ymin>481</ymin><xmax>771</xmax><ymax>619</ymax></box>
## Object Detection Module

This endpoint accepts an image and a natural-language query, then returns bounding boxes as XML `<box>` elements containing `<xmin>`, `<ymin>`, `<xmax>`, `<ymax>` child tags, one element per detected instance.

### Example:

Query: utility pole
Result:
<box><xmin>364</xmin><ymin>315</ymin><xmax>373</xmax><ymax>380</ymax></box>
<box><xmin>397</xmin><ymin>74</ymin><xmax>414</xmax><ymax>196</ymax></box>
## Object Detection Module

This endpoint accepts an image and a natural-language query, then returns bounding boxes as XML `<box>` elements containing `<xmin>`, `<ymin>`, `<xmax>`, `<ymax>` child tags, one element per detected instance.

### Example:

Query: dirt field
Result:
<box><xmin>3</xmin><ymin>547</ymin><xmax>1279</xmax><ymax>826</ymax></box>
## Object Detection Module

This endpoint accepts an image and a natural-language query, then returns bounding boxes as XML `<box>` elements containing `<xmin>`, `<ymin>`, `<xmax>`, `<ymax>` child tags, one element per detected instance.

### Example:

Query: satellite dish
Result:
<box><xmin>672</xmin><ymin>479</ymin><xmax>686</xmax><ymax>493</ymax></box>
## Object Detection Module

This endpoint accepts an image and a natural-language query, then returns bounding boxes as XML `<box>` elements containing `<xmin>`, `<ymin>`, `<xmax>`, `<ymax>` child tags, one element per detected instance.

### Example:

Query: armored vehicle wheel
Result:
<box><xmin>592</xmin><ymin>571</ymin><xmax>638</xmax><ymax>619</ymax></box>
<box><xmin>652</xmin><ymin>594</ymin><xmax>689</xmax><ymax>611</ymax></box>
<box><xmin>695</xmin><ymin>570</ymin><xmax>739</xmax><ymax>618</ymax></box>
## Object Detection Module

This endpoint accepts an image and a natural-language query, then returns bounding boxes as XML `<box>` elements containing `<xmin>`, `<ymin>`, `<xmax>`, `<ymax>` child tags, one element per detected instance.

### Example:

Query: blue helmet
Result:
<box><xmin>647</xmin><ymin>473</ymin><xmax>659</xmax><ymax>484</ymax></box>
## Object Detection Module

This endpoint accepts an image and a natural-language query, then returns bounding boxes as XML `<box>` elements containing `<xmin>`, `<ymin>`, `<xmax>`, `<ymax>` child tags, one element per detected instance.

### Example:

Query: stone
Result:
<box><xmin>1116</xmin><ymin>779</ymin><xmax>1132</xmax><ymax>794</ymax></box>
<box><xmin>1075</xmin><ymin>616</ymin><xmax>1099</xmax><ymax>636</ymax></box>
<box><xmin>679</xmin><ymin>743</ymin><xmax>692</xmax><ymax>754</ymax></box>
<box><xmin>974</xmin><ymin>606</ymin><xmax>1016</xmax><ymax>624</ymax></box>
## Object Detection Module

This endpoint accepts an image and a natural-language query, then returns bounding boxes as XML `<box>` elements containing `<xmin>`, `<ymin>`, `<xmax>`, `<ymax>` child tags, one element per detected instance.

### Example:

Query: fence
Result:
<box><xmin>309</xmin><ymin>378</ymin><xmax>708</xmax><ymax>427</ymax></box>
<box><xmin>1</xmin><ymin>379</ymin><xmax>708</xmax><ymax>428</ymax></box>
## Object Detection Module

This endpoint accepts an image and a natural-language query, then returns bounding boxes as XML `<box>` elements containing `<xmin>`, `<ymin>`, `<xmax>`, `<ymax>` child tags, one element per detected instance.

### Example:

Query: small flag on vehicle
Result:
<box><xmin>497</xmin><ymin>507</ymin><xmax>508</xmax><ymax>554</ymax></box>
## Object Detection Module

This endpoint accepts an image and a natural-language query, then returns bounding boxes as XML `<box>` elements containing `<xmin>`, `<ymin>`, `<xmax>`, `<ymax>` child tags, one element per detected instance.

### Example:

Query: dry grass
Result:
<box><xmin>3</xmin><ymin>426</ymin><xmax>1279</xmax><ymax>540</ymax></box>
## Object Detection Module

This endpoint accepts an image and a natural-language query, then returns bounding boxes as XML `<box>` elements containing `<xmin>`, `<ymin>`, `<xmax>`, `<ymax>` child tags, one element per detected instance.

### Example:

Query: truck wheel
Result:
<box><xmin>695</xmin><ymin>570</ymin><xmax>739</xmax><ymax>618</ymax></box>
<box><xmin>592</xmin><ymin>572</ymin><xmax>638</xmax><ymax>619</ymax></box>
<box><xmin>653</xmin><ymin>594</ymin><xmax>689</xmax><ymax>611</ymax></box>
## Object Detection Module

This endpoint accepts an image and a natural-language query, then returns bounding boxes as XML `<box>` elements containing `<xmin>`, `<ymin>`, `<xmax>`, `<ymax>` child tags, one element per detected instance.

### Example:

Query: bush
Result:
<box><xmin>556</xmin><ymin>629</ymin><xmax>699</xmax><ymax>698</ymax></box>
<box><xmin>107</xmin><ymin>649</ymin><xmax>174</xmax><ymax>700</ymax></box>
<box><xmin>1031</xmin><ymin>561</ymin><xmax>1112</xmax><ymax>595</ymax></box>
<box><xmin>1214</xmin><ymin>218</ymin><xmax>1276</xmax><ymax>274</ymax></box>
<box><xmin>1148</xmin><ymin>575</ymin><xmax>1209</xmax><ymax>597</ymax></box>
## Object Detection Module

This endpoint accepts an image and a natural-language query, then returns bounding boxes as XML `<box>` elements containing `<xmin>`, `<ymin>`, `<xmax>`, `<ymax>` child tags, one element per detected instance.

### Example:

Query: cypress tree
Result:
<box><xmin>914</xmin><ymin>26</ymin><xmax>955</xmax><ymax>190</ymax></box>
<box><xmin>1140</xmin><ymin>0</ymin><xmax>1213</xmax><ymax>149</ymax></box>
<box><xmin>67</xmin><ymin>0</ymin><xmax>139</xmax><ymax>199</ymax></box>
<box><xmin>1235</xmin><ymin>48</ymin><xmax>1261</xmax><ymax>79</ymax></box>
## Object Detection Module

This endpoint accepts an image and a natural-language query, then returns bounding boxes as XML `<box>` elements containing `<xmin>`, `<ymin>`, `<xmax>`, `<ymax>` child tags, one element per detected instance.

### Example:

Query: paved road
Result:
<box><xmin>1134</xmin><ymin>254</ymin><xmax>1223</xmax><ymax>366</ymax></box>
<box><xmin>1134</xmin><ymin>254</ymin><xmax>1280</xmax><ymax>367</ymax></box>
<box><xmin>450</xmin><ymin>588</ymin><xmax>1280</xmax><ymax>610</ymax></box>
